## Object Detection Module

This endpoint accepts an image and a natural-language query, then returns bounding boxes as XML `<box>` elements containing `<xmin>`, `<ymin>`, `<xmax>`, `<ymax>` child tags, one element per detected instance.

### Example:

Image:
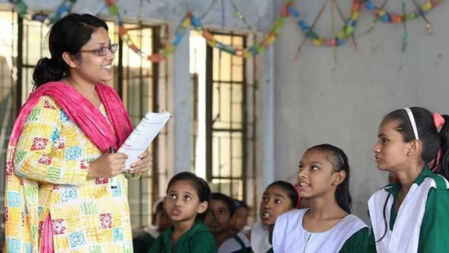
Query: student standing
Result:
<box><xmin>369</xmin><ymin>107</ymin><xmax>449</xmax><ymax>252</ymax></box>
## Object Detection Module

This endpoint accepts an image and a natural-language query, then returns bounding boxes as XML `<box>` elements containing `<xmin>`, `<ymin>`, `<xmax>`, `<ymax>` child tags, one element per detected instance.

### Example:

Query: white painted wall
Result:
<box><xmin>273</xmin><ymin>0</ymin><xmax>449</xmax><ymax>221</ymax></box>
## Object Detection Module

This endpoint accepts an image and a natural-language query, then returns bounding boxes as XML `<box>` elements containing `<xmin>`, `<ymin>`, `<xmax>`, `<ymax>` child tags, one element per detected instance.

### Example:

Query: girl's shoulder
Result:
<box><xmin>188</xmin><ymin>221</ymin><xmax>215</xmax><ymax>241</ymax></box>
<box><xmin>339</xmin><ymin>214</ymin><xmax>368</xmax><ymax>230</ymax></box>
<box><xmin>251</xmin><ymin>221</ymin><xmax>269</xmax><ymax>234</ymax></box>
<box><xmin>274</xmin><ymin>209</ymin><xmax>308</xmax><ymax>233</ymax></box>
<box><xmin>187</xmin><ymin>223</ymin><xmax>217</xmax><ymax>252</ymax></box>
<box><xmin>423</xmin><ymin>173</ymin><xmax>449</xmax><ymax>191</ymax></box>
<box><xmin>278</xmin><ymin>208</ymin><xmax>308</xmax><ymax>221</ymax></box>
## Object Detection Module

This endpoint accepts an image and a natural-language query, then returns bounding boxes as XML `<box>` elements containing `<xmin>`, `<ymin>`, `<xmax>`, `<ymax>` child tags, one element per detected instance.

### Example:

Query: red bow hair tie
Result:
<box><xmin>433</xmin><ymin>113</ymin><xmax>445</xmax><ymax>130</ymax></box>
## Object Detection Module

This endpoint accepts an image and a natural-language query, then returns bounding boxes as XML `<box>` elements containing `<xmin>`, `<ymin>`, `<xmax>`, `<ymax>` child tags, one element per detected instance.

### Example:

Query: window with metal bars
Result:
<box><xmin>111</xmin><ymin>22</ymin><xmax>170</xmax><ymax>229</ymax></box>
<box><xmin>190</xmin><ymin>31</ymin><xmax>258</xmax><ymax>209</ymax></box>
<box><xmin>0</xmin><ymin>10</ymin><xmax>170</xmax><ymax>230</ymax></box>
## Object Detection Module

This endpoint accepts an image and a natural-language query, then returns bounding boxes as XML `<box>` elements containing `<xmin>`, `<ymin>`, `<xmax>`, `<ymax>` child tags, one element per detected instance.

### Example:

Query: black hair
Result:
<box><xmin>154</xmin><ymin>200</ymin><xmax>164</xmax><ymax>214</ymax></box>
<box><xmin>211</xmin><ymin>192</ymin><xmax>236</xmax><ymax>216</ymax></box>
<box><xmin>33</xmin><ymin>13</ymin><xmax>108</xmax><ymax>88</ymax></box>
<box><xmin>233</xmin><ymin>199</ymin><xmax>249</xmax><ymax>211</ymax></box>
<box><xmin>376</xmin><ymin>107</ymin><xmax>449</xmax><ymax>242</ymax></box>
<box><xmin>307</xmin><ymin>144</ymin><xmax>352</xmax><ymax>213</ymax></box>
<box><xmin>265</xmin><ymin>181</ymin><xmax>299</xmax><ymax>208</ymax></box>
<box><xmin>166</xmin><ymin>172</ymin><xmax>211</xmax><ymax>219</ymax></box>
<box><xmin>382</xmin><ymin>107</ymin><xmax>449</xmax><ymax>179</ymax></box>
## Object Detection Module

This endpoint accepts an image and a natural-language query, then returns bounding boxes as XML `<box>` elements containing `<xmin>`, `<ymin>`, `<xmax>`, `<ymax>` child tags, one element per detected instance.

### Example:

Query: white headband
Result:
<box><xmin>404</xmin><ymin>107</ymin><xmax>419</xmax><ymax>140</ymax></box>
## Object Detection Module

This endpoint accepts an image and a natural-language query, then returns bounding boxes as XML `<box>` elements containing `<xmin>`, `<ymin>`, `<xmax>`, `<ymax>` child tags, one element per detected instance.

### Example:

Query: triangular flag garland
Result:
<box><xmin>289</xmin><ymin>0</ymin><xmax>362</xmax><ymax>47</ymax></box>
<box><xmin>9</xmin><ymin>0</ymin><xmax>77</xmax><ymax>25</ymax></box>
<box><xmin>363</xmin><ymin>0</ymin><xmax>441</xmax><ymax>24</ymax></box>
<box><xmin>105</xmin><ymin>0</ymin><xmax>293</xmax><ymax>62</ymax></box>
<box><xmin>9</xmin><ymin>0</ymin><xmax>446</xmax><ymax>62</ymax></box>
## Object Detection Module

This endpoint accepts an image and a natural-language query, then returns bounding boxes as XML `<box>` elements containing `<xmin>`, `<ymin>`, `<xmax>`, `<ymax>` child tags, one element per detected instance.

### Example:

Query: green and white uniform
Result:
<box><xmin>368</xmin><ymin>167</ymin><xmax>449</xmax><ymax>252</ymax></box>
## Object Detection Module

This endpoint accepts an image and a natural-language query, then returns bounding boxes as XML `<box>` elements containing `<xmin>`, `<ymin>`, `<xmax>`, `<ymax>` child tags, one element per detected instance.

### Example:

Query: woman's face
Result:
<box><xmin>72</xmin><ymin>27</ymin><xmax>115</xmax><ymax>84</ymax></box>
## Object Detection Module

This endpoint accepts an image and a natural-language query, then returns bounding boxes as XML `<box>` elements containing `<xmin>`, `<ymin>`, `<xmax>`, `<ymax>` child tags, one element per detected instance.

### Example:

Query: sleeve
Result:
<box><xmin>417</xmin><ymin>188</ymin><xmax>449</xmax><ymax>252</ymax></box>
<box><xmin>339</xmin><ymin>227</ymin><xmax>376</xmax><ymax>253</ymax></box>
<box><xmin>189</xmin><ymin>232</ymin><xmax>218</xmax><ymax>253</ymax></box>
<box><xmin>272</xmin><ymin>213</ymin><xmax>287</xmax><ymax>253</ymax></box>
<box><xmin>14</xmin><ymin>97</ymin><xmax>88</xmax><ymax>185</ymax></box>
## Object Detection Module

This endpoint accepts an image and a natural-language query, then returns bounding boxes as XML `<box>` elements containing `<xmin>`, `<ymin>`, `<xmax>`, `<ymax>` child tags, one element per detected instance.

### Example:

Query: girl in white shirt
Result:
<box><xmin>273</xmin><ymin>144</ymin><xmax>369</xmax><ymax>253</ymax></box>
<box><xmin>251</xmin><ymin>181</ymin><xmax>299</xmax><ymax>253</ymax></box>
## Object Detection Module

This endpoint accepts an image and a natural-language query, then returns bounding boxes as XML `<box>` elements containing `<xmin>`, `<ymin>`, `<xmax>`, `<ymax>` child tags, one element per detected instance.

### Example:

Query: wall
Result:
<box><xmin>272</xmin><ymin>0</ymin><xmax>449</xmax><ymax>221</ymax></box>
<box><xmin>0</xmin><ymin>0</ymin><xmax>277</xmax><ymax>194</ymax></box>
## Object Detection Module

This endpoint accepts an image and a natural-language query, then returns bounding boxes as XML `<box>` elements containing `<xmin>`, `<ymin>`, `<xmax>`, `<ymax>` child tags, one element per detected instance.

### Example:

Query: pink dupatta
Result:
<box><xmin>4</xmin><ymin>82</ymin><xmax>132</xmax><ymax>252</ymax></box>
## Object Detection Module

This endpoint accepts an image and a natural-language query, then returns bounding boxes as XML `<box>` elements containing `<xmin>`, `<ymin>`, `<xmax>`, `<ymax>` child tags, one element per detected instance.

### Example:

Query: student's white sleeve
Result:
<box><xmin>272</xmin><ymin>214</ymin><xmax>287</xmax><ymax>253</ymax></box>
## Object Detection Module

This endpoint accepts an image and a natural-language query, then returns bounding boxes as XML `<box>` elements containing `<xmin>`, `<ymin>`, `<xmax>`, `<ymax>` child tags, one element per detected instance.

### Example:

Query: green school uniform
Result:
<box><xmin>134</xmin><ymin>233</ymin><xmax>156</xmax><ymax>253</ymax></box>
<box><xmin>339</xmin><ymin>227</ymin><xmax>372</xmax><ymax>252</ymax></box>
<box><xmin>391</xmin><ymin>167</ymin><xmax>449</xmax><ymax>252</ymax></box>
<box><xmin>368</xmin><ymin>167</ymin><xmax>449</xmax><ymax>252</ymax></box>
<box><xmin>148</xmin><ymin>221</ymin><xmax>217</xmax><ymax>253</ymax></box>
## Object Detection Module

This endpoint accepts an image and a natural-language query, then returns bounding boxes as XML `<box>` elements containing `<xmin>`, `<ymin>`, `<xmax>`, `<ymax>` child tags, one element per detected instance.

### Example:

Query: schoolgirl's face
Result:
<box><xmin>373</xmin><ymin>119</ymin><xmax>411</xmax><ymax>172</ymax></box>
<box><xmin>297</xmin><ymin>149</ymin><xmax>344</xmax><ymax>199</ymax></box>
<box><xmin>204</xmin><ymin>200</ymin><xmax>232</xmax><ymax>234</ymax></box>
<box><xmin>259</xmin><ymin>185</ymin><xmax>293</xmax><ymax>226</ymax></box>
<box><xmin>164</xmin><ymin>180</ymin><xmax>208</xmax><ymax>224</ymax></box>
<box><xmin>230</xmin><ymin>206</ymin><xmax>249</xmax><ymax>231</ymax></box>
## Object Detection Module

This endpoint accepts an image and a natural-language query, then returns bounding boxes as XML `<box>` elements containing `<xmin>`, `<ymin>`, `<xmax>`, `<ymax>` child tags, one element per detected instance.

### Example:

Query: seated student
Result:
<box><xmin>251</xmin><ymin>181</ymin><xmax>299</xmax><ymax>253</ymax></box>
<box><xmin>149</xmin><ymin>172</ymin><xmax>217</xmax><ymax>253</ymax></box>
<box><xmin>205</xmin><ymin>193</ymin><xmax>251</xmax><ymax>253</ymax></box>
<box><xmin>133</xmin><ymin>199</ymin><xmax>172</xmax><ymax>253</ymax></box>
<box><xmin>273</xmin><ymin>144</ymin><xmax>369</xmax><ymax>252</ymax></box>
<box><xmin>230</xmin><ymin>200</ymin><xmax>250</xmax><ymax>235</ymax></box>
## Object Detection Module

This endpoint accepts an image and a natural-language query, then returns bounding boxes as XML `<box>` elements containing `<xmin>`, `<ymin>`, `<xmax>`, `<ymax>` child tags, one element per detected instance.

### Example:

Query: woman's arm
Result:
<box><xmin>14</xmin><ymin>97</ymin><xmax>89</xmax><ymax>185</ymax></box>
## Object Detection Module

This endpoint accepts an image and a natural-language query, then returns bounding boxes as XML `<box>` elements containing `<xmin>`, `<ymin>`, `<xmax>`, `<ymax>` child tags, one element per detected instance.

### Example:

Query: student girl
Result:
<box><xmin>251</xmin><ymin>181</ymin><xmax>299</xmax><ymax>253</ymax></box>
<box><xmin>230</xmin><ymin>200</ymin><xmax>250</xmax><ymax>235</ymax></box>
<box><xmin>205</xmin><ymin>193</ymin><xmax>251</xmax><ymax>253</ymax></box>
<box><xmin>369</xmin><ymin>107</ymin><xmax>449</xmax><ymax>252</ymax></box>
<box><xmin>273</xmin><ymin>144</ymin><xmax>369</xmax><ymax>252</ymax></box>
<box><xmin>149</xmin><ymin>172</ymin><xmax>217</xmax><ymax>253</ymax></box>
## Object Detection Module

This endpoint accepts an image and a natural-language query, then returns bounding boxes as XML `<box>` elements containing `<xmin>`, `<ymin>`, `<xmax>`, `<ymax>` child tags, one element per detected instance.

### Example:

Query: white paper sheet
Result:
<box><xmin>118</xmin><ymin>111</ymin><xmax>170</xmax><ymax>170</ymax></box>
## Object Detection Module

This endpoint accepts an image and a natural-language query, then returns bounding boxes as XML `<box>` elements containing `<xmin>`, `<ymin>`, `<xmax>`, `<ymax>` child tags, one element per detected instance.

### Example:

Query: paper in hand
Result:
<box><xmin>118</xmin><ymin>111</ymin><xmax>170</xmax><ymax>170</ymax></box>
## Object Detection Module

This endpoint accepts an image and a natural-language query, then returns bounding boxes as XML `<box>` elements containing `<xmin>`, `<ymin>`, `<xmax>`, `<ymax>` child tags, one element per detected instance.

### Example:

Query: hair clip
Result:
<box><xmin>433</xmin><ymin>112</ymin><xmax>445</xmax><ymax>130</ymax></box>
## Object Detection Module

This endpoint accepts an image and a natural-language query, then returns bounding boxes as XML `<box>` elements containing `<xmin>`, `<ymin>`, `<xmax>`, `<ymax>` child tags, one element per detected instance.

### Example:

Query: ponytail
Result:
<box><xmin>33</xmin><ymin>57</ymin><xmax>67</xmax><ymax>88</ymax></box>
<box><xmin>437</xmin><ymin>114</ymin><xmax>449</xmax><ymax>180</ymax></box>
<box><xmin>334</xmin><ymin>153</ymin><xmax>352</xmax><ymax>214</ymax></box>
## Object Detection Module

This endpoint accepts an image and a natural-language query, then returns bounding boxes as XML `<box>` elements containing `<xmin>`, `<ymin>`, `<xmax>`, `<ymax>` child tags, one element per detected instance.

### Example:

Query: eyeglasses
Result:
<box><xmin>80</xmin><ymin>43</ymin><xmax>118</xmax><ymax>56</ymax></box>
